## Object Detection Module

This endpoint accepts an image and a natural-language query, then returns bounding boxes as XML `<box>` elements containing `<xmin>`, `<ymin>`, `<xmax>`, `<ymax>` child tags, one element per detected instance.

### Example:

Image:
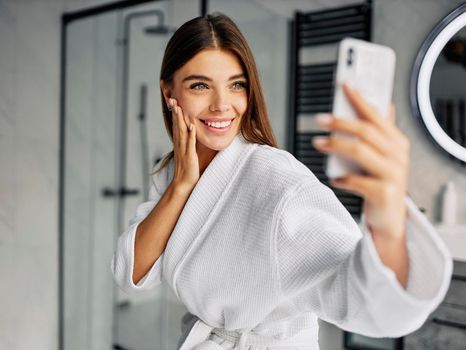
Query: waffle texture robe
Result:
<box><xmin>111</xmin><ymin>132</ymin><xmax>452</xmax><ymax>350</ymax></box>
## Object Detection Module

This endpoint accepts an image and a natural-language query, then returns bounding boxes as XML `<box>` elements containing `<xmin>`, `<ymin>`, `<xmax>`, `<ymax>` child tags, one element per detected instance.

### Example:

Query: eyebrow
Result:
<box><xmin>182</xmin><ymin>73</ymin><xmax>246</xmax><ymax>82</ymax></box>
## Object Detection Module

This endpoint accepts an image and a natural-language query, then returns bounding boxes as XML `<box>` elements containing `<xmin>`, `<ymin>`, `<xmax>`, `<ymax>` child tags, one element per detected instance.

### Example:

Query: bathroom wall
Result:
<box><xmin>0</xmin><ymin>1</ymin><xmax>106</xmax><ymax>349</ymax></box>
<box><xmin>0</xmin><ymin>0</ymin><xmax>464</xmax><ymax>350</ymax></box>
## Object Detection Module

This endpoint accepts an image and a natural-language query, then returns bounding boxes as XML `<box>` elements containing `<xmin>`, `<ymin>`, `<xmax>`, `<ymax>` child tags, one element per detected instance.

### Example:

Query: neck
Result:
<box><xmin>196</xmin><ymin>143</ymin><xmax>218</xmax><ymax>175</ymax></box>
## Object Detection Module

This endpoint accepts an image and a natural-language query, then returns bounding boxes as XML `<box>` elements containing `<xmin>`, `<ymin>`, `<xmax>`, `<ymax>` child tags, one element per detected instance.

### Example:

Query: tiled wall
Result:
<box><xmin>0</xmin><ymin>0</ymin><xmax>464</xmax><ymax>350</ymax></box>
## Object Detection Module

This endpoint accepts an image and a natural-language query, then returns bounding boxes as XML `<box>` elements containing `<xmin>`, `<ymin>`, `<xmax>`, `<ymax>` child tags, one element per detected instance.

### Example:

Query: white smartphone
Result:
<box><xmin>325</xmin><ymin>38</ymin><xmax>396</xmax><ymax>179</ymax></box>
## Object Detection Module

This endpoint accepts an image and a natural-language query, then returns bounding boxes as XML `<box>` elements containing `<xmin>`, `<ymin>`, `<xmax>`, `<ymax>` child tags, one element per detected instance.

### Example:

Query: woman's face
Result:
<box><xmin>162</xmin><ymin>49</ymin><xmax>248</xmax><ymax>154</ymax></box>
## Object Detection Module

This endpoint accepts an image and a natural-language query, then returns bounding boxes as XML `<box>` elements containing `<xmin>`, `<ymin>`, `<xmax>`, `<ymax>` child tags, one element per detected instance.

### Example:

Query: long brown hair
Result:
<box><xmin>153</xmin><ymin>13</ymin><xmax>277</xmax><ymax>175</ymax></box>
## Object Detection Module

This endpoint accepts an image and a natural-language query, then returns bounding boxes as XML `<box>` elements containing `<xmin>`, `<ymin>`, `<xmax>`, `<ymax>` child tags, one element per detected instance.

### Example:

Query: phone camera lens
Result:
<box><xmin>347</xmin><ymin>47</ymin><xmax>354</xmax><ymax>66</ymax></box>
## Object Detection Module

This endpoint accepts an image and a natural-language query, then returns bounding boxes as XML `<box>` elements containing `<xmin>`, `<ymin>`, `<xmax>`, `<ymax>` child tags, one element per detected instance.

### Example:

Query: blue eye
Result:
<box><xmin>189</xmin><ymin>81</ymin><xmax>247</xmax><ymax>91</ymax></box>
<box><xmin>190</xmin><ymin>82</ymin><xmax>208</xmax><ymax>90</ymax></box>
<box><xmin>232</xmin><ymin>81</ymin><xmax>247</xmax><ymax>89</ymax></box>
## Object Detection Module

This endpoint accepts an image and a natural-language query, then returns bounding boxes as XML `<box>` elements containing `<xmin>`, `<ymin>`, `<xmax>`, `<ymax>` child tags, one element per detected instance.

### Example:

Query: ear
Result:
<box><xmin>160</xmin><ymin>80</ymin><xmax>173</xmax><ymax>106</ymax></box>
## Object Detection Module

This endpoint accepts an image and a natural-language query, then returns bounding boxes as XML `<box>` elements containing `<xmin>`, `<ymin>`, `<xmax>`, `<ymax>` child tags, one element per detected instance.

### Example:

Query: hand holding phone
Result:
<box><xmin>325</xmin><ymin>38</ymin><xmax>396</xmax><ymax>179</ymax></box>
<box><xmin>312</xmin><ymin>39</ymin><xmax>412</xmax><ymax>259</ymax></box>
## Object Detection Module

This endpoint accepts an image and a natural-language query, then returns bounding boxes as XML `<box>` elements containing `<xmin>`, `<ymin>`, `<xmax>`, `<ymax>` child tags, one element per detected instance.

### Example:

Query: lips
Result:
<box><xmin>200</xmin><ymin>117</ymin><xmax>235</xmax><ymax>123</ymax></box>
<box><xmin>199</xmin><ymin>115</ymin><xmax>235</xmax><ymax>133</ymax></box>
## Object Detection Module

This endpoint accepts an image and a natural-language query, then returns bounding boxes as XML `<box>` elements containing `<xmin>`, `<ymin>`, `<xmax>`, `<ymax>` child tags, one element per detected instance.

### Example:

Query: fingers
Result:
<box><xmin>169</xmin><ymin>98</ymin><xmax>191</xmax><ymax>130</ymax></box>
<box><xmin>187</xmin><ymin>114</ymin><xmax>196</xmax><ymax>156</ymax></box>
<box><xmin>312</xmin><ymin>134</ymin><xmax>388</xmax><ymax>179</ymax></box>
<box><xmin>331</xmin><ymin>174</ymin><xmax>380</xmax><ymax>200</ymax></box>
<box><xmin>175</xmin><ymin>101</ymin><xmax>196</xmax><ymax>155</ymax></box>
<box><xmin>175</xmin><ymin>99</ymin><xmax>192</xmax><ymax>130</ymax></box>
<box><xmin>342</xmin><ymin>83</ymin><xmax>392</xmax><ymax>133</ymax></box>
<box><xmin>343</xmin><ymin>83</ymin><xmax>401</xmax><ymax>140</ymax></box>
<box><xmin>314</xmin><ymin>113</ymin><xmax>408</xmax><ymax>167</ymax></box>
<box><xmin>169</xmin><ymin>99</ymin><xmax>180</xmax><ymax>151</ymax></box>
<box><xmin>183</xmin><ymin>111</ymin><xmax>192</xmax><ymax>130</ymax></box>
<box><xmin>315</xmin><ymin>114</ymin><xmax>393</xmax><ymax>158</ymax></box>
<box><xmin>387</xmin><ymin>104</ymin><xmax>396</xmax><ymax>124</ymax></box>
<box><xmin>169</xmin><ymin>98</ymin><xmax>195</xmax><ymax>156</ymax></box>
<box><xmin>170</xmin><ymin>98</ymin><xmax>187</xmax><ymax>155</ymax></box>
<box><xmin>330</xmin><ymin>175</ymin><xmax>400</xmax><ymax>207</ymax></box>
<box><xmin>313</xmin><ymin>85</ymin><xmax>410</xmax><ymax>210</ymax></box>
<box><xmin>343</xmin><ymin>84</ymin><xmax>405</xmax><ymax>143</ymax></box>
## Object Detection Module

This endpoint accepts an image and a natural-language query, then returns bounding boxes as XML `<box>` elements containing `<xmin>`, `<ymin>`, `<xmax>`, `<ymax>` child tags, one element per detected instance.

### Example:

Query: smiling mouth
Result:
<box><xmin>199</xmin><ymin>117</ymin><xmax>236</xmax><ymax>128</ymax></box>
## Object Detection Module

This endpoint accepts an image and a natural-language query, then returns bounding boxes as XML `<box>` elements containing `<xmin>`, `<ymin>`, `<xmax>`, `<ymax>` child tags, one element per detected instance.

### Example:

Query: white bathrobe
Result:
<box><xmin>111</xmin><ymin>132</ymin><xmax>452</xmax><ymax>350</ymax></box>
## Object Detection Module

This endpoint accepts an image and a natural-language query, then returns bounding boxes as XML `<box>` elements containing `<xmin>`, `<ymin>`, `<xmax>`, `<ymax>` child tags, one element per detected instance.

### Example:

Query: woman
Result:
<box><xmin>111</xmin><ymin>14</ymin><xmax>452</xmax><ymax>350</ymax></box>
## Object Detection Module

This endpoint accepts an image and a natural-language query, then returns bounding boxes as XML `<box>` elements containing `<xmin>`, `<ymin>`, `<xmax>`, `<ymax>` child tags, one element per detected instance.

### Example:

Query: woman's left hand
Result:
<box><xmin>311</xmin><ymin>82</ymin><xmax>410</xmax><ymax>243</ymax></box>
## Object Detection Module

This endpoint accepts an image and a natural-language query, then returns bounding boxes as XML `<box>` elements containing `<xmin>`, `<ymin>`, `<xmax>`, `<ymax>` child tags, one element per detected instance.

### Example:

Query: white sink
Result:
<box><xmin>434</xmin><ymin>224</ymin><xmax>466</xmax><ymax>262</ymax></box>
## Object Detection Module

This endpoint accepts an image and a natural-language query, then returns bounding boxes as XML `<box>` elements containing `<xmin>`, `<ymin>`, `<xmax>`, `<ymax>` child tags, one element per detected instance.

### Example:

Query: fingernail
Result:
<box><xmin>344</xmin><ymin>82</ymin><xmax>354</xmax><ymax>91</ymax></box>
<box><xmin>189</xmin><ymin>123</ymin><xmax>193</xmax><ymax>131</ymax></box>
<box><xmin>315</xmin><ymin>114</ymin><xmax>332</xmax><ymax>126</ymax></box>
<box><xmin>312</xmin><ymin>136</ymin><xmax>329</xmax><ymax>147</ymax></box>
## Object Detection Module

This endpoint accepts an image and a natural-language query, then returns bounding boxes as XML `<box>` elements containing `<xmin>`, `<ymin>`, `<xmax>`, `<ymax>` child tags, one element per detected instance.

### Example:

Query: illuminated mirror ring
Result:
<box><xmin>410</xmin><ymin>3</ymin><xmax>466</xmax><ymax>163</ymax></box>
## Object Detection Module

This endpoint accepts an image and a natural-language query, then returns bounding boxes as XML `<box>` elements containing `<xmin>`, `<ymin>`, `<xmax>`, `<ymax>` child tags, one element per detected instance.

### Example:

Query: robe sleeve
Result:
<box><xmin>110</xmin><ymin>171</ymin><xmax>165</xmax><ymax>294</ymax></box>
<box><xmin>275</xmin><ymin>179</ymin><xmax>453</xmax><ymax>338</ymax></box>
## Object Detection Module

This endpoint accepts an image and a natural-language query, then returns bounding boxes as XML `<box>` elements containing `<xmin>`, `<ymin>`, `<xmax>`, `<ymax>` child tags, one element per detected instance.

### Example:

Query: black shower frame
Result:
<box><xmin>58</xmin><ymin>1</ymin><xmax>208</xmax><ymax>349</ymax></box>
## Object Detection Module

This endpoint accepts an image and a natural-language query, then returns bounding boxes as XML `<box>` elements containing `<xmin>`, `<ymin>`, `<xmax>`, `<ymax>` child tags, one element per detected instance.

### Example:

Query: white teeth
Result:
<box><xmin>205</xmin><ymin>120</ymin><xmax>232</xmax><ymax>128</ymax></box>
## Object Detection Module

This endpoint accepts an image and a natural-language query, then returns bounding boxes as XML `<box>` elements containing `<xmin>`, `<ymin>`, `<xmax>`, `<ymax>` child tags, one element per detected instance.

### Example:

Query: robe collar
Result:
<box><xmin>163</xmin><ymin>132</ymin><xmax>257</xmax><ymax>298</ymax></box>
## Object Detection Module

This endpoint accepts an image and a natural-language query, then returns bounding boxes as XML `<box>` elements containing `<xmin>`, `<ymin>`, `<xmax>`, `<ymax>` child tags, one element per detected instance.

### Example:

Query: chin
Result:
<box><xmin>198</xmin><ymin>133</ymin><xmax>237</xmax><ymax>151</ymax></box>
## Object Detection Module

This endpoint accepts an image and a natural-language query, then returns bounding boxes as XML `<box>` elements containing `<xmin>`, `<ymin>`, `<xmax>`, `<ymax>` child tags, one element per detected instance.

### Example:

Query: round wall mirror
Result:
<box><xmin>411</xmin><ymin>3</ymin><xmax>466</xmax><ymax>164</ymax></box>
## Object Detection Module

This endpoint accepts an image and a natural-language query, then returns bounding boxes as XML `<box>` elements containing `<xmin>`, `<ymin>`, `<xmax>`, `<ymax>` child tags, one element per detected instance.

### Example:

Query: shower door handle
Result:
<box><xmin>101</xmin><ymin>187</ymin><xmax>140</xmax><ymax>198</ymax></box>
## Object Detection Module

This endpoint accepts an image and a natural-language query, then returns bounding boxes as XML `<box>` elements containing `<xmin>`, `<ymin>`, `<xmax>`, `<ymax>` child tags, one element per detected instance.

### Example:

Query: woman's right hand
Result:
<box><xmin>169</xmin><ymin>98</ymin><xmax>200</xmax><ymax>191</ymax></box>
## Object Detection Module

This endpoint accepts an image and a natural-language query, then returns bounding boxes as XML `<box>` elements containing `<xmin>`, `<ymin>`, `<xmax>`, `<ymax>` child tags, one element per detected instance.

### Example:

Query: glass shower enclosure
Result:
<box><xmin>60</xmin><ymin>1</ymin><xmax>201</xmax><ymax>349</ymax></box>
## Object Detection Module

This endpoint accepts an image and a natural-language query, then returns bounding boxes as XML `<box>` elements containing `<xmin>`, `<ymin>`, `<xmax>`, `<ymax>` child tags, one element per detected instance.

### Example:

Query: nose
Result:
<box><xmin>209</xmin><ymin>91</ymin><xmax>230</xmax><ymax>113</ymax></box>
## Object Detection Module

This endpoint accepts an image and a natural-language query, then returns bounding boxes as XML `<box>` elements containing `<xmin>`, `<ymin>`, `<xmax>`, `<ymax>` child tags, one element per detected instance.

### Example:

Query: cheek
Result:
<box><xmin>235</xmin><ymin>95</ymin><xmax>248</xmax><ymax>117</ymax></box>
<box><xmin>177</xmin><ymin>92</ymin><xmax>206</xmax><ymax>119</ymax></box>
